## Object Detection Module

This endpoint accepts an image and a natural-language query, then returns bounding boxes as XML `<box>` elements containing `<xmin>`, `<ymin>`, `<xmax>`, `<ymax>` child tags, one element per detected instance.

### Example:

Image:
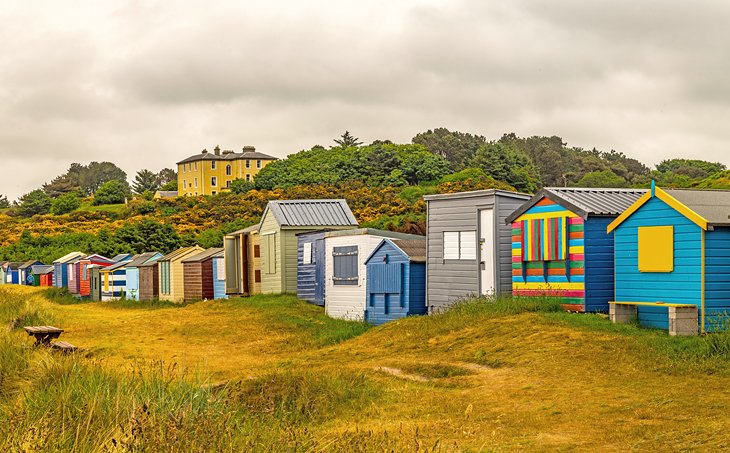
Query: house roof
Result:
<box><xmin>53</xmin><ymin>251</ymin><xmax>86</xmax><ymax>264</ymax></box>
<box><xmin>182</xmin><ymin>247</ymin><xmax>224</xmax><ymax>263</ymax></box>
<box><xmin>177</xmin><ymin>147</ymin><xmax>277</xmax><ymax>165</ymax></box>
<box><xmin>31</xmin><ymin>264</ymin><xmax>54</xmax><ymax>274</ymax></box>
<box><xmin>423</xmin><ymin>189</ymin><xmax>531</xmax><ymax>202</ymax></box>
<box><xmin>392</xmin><ymin>239</ymin><xmax>427</xmax><ymax>263</ymax></box>
<box><xmin>323</xmin><ymin>228</ymin><xmax>423</xmax><ymax>241</ymax></box>
<box><xmin>263</xmin><ymin>199</ymin><xmax>358</xmax><ymax>228</ymax></box>
<box><xmin>505</xmin><ymin>187</ymin><xmax>648</xmax><ymax>224</ymax></box>
<box><xmin>19</xmin><ymin>260</ymin><xmax>42</xmax><ymax>270</ymax></box>
<box><xmin>225</xmin><ymin>224</ymin><xmax>260</xmax><ymax>237</ymax></box>
<box><xmin>608</xmin><ymin>185</ymin><xmax>730</xmax><ymax>232</ymax></box>
<box><xmin>126</xmin><ymin>252</ymin><xmax>162</xmax><ymax>268</ymax></box>
<box><xmin>159</xmin><ymin>246</ymin><xmax>203</xmax><ymax>262</ymax></box>
<box><xmin>155</xmin><ymin>191</ymin><xmax>178</xmax><ymax>198</ymax></box>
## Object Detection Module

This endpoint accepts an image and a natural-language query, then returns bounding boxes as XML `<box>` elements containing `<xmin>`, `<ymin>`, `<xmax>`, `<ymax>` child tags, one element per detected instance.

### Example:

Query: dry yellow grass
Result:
<box><xmin>4</xmin><ymin>285</ymin><xmax>730</xmax><ymax>450</ymax></box>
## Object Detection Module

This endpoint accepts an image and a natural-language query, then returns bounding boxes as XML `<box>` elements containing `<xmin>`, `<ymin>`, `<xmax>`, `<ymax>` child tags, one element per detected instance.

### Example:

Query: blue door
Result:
<box><xmin>314</xmin><ymin>237</ymin><xmax>326</xmax><ymax>305</ymax></box>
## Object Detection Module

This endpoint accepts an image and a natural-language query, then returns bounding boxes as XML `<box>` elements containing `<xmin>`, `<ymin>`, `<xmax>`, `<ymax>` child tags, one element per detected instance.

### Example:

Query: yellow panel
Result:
<box><xmin>638</xmin><ymin>226</ymin><xmax>674</xmax><ymax>272</ymax></box>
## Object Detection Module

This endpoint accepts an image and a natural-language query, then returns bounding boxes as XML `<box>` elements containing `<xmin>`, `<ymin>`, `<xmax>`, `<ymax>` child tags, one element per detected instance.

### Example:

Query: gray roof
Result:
<box><xmin>31</xmin><ymin>264</ymin><xmax>54</xmax><ymax>274</ymax></box>
<box><xmin>155</xmin><ymin>191</ymin><xmax>178</xmax><ymax>198</ymax></box>
<box><xmin>7</xmin><ymin>262</ymin><xmax>23</xmax><ymax>270</ymax></box>
<box><xmin>392</xmin><ymin>239</ymin><xmax>427</xmax><ymax>263</ymax></box>
<box><xmin>177</xmin><ymin>147</ymin><xmax>277</xmax><ymax>165</ymax></box>
<box><xmin>264</xmin><ymin>199</ymin><xmax>358</xmax><ymax>227</ymax></box>
<box><xmin>323</xmin><ymin>228</ymin><xmax>423</xmax><ymax>241</ymax></box>
<box><xmin>126</xmin><ymin>252</ymin><xmax>162</xmax><ymax>268</ymax></box>
<box><xmin>505</xmin><ymin>187</ymin><xmax>648</xmax><ymax>223</ymax></box>
<box><xmin>665</xmin><ymin>189</ymin><xmax>730</xmax><ymax>227</ymax></box>
<box><xmin>182</xmin><ymin>247</ymin><xmax>224</xmax><ymax>263</ymax></box>
<box><xmin>111</xmin><ymin>254</ymin><xmax>133</xmax><ymax>263</ymax></box>
<box><xmin>19</xmin><ymin>260</ymin><xmax>41</xmax><ymax>269</ymax></box>
<box><xmin>423</xmin><ymin>189</ymin><xmax>531</xmax><ymax>202</ymax></box>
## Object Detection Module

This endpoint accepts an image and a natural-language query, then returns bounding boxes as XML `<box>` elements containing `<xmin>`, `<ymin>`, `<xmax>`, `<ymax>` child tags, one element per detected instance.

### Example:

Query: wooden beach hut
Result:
<box><xmin>323</xmin><ymin>229</ymin><xmax>425</xmax><ymax>321</ymax></box>
<box><xmin>364</xmin><ymin>238</ymin><xmax>427</xmax><ymax>325</ymax></box>
<box><xmin>125</xmin><ymin>252</ymin><xmax>164</xmax><ymax>301</ymax></box>
<box><xmin>53</xmin><ymin>252</ymin><xmax>85</xmax><ymax>288</ymax></box>
<box><xmin>608</xmin><ymin>184</ymin><xmax>730</xmax><ymax>333</ymax></box>
<box><xmin>0</xmin><ymin>262</ymin><xmax>7</xmax><ymax>285</ymax></box>
<box><xmin>223</xmin><ymin>225</ymin><xmax>261</xmax><ymax>297</ymax></box>
<box><xmin>297</xmin><ymin>231</ymin><xmax>328</xmax><ymax>306</ymax></box>
<box><xmin>158</xmin><ymin>246</ymin><xmax>204</xmax><ymax>302</ymax></box>
<box><xmin>138</xmin><ymin>260</ymin><xmax>160</xmax><ymax>302</ymax></box>
<box><xmin>77</xmin><ymin>254</ymin><xmax>114</xmax><ymax>298</ymax></box>
<box><xmin>505</xmin><ymin>188</ymin><xmax>646</xmax><ymax>312</ymax></box>
<box><xmin>259</xmin><ymin>200</ymin><xmax>358</xmax><ymax>295</ymax></box>
<box><xmin>89</xmin><ymin>266</ymin><xmax>103</xmax><ymax>301</ymax></box>
<box><xmin>423</xmin><ymin>190</ymin><xmax>531</xmax><ymax>313</ymax></box>
<box><xmin>31</xmin><ymin>265</ymin><xmax>54</xmax><ymax>287</ymax></box>
<box><xmin>6</xmin><ymin>262</ymin><xmax>22</xmax><ymax>284</ymax></box>
<box><xmin>212</xmin><ymin>251</ymin><xmax>227</xmax><ymax>300</ymax></box>
<box><xmin>182</xmin><ymin>247</ymin><xmax>223</xmax><ymax>302</ymax></box>
<box><xmin>100</xmin><ymin>255</ymin><xmax>133</xmax><ymax>300</ymax></box>
<box><xmin>19</xmin><ymin>260</ymin><xmax>42</xmax><ymax>286</ymax></box>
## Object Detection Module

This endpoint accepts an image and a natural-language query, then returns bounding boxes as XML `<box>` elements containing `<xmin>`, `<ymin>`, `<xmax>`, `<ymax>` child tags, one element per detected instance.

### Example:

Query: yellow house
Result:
<box><xmin>177</xmin><ymin>145</ymin><xmax>277</xmax><ymax>196</ymax></box>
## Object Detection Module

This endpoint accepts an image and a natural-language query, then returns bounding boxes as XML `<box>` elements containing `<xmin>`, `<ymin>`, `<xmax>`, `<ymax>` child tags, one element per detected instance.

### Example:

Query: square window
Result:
<box><xmin>333</xmin><ymin>246</ymin><xmax>358</xmax><ymax>285</ymax></box>
<box><xmin>638</xmin><ymin>226</ymin><xmax>674</xmax><ymax>272</ymax></box>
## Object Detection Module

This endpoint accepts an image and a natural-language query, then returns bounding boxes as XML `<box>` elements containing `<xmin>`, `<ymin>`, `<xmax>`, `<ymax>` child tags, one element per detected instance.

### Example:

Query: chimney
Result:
<box><xmin>242</xmin><ymin>145</ymin><xmax>256</xmax><ymax>152</ymax></box>
<box><xmin>222</xmin><ymin>150</ymin><xmax>234</xmax><ymax>155</ymax></box>
<box><xmin>214</xmin><ymin>145</ymin><xmax>221</xmax><ymax>156</ymax></box>
<box><xmin>201</xmin><ymin>148</ymin><xmax>208</xmax><ymax>154</ymax></box>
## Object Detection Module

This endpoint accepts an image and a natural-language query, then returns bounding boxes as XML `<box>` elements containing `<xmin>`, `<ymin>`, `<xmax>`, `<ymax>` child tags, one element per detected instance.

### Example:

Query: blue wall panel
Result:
<box><xmin>297</xmin><ymin>232</ymin><xmax>326</xmax><ymax>306</ymax></box>
<box><xmin>212</xmin><ymin>257</ymin><xmax>228</xmax><ymax>300</ymax></box>
<box><xmin>584</xmin><ymin>217</ymin><xmax>615</xmax><ymax>312</ymax></box>
<box><xmin>704</xmin><ymin>227</ymin><xmax>730</xmax><ymax>329</ymax></box>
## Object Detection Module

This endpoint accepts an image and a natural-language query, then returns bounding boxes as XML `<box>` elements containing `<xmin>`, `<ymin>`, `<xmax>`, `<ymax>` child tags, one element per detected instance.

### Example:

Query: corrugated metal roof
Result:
<box><xmin>53</xmin><ymin>251</ymin><xmax>86</xmax><ymax>264</ymax></box>
<box><xmin>182</xmin><ymin>247</ymin><xmax>224</xmax><ymax>263</ymax></box>
<box><xmin>506</xmin><ymin>187</ymin><xmax>647</xmax><ymax>223</ymax></box>
<box><xmin>31</xmin><ymin>264</ymin><xmax>54</xmax><ymax>274</ymax></box>
<box><xmin>265</xmin><ymin>199</ymin><xmax>358</xmax><ymax>227</ymax></box>
<box><xmin>665</xmin><ymin>189</ymin><xmax>730</xmax><ymax>226</ymax></box>
<box><xmin>126</xmin><ymin>252</ymin><xmax>162</xmax><ymax>268</ymax></box>
<box><xmin>392</xmin><ymin>239</ymin><xmax>427</xmax><ymax>263</ymax></box>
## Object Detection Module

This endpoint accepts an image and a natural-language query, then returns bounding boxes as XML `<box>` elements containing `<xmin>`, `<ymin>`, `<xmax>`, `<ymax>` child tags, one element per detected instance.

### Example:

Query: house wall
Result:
<box><xmin>614</xmin><ymin>197</ymin><xmax>702</xmax><ymax>329</ymax></box>
<box><xmin>177</xmin><ymin>155</ymin><xmax>275</xmax><ymax>197</ymax></box>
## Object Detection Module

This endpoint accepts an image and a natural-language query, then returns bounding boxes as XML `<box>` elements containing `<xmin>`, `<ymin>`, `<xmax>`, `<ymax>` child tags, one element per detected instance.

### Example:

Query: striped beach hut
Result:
<box><xmin>100</xmin><ymin>255</ymin><xmax>133</xmax><ymax>300</ymax></box>
<box><xmin>506</xmin><ymin>188</ymin><xmax>646</xmax><ymax>312</ymax></box>
<box><xmin>53</xmin><ymin>252</ymin><xmax>85</xmax><ymax>288</ymax></box>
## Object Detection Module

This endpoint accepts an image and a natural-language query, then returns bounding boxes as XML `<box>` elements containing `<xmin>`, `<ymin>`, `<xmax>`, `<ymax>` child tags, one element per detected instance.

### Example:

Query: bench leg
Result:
<box><xmin>610</xmin><ymin>304</ymin><xmax>637</xmax><ymax>323</ymax></box>
<box><xmin>669</xmin><ymin>306</ymin><xmax>699</xmax><ymax>336</ymax></box>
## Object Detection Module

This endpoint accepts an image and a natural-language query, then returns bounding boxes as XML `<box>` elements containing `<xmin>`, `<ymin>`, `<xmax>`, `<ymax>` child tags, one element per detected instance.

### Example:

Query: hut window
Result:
<box><xmin>333</xmin><ymin>246</ymin><xmax>358</xmax><ymax>285</ymax></box>
<box><xmin>638</xmin><ymin>226</ymin><xmax>674</xmax><ymax>272</ymax></box>
<box><xmin>443</xmin><ymin>231</ymin><xmax>477</xmax><ymax>260</ymax></box>
<box><xmin>211</xmin><ymin>177</ymin><xmax>217</xmax><ymax>187</ymax></box>
<box><xmin>211</xmin><ymin>161</ymin><xmax>216</xmax><ymax>170</ymax></box>
<box><xmin>255</xmin><ymin>270</ymin><xmax>261</xmax><ymax>282</ymax></box>
<box><xmin>263</xmin><ymin>234</ymin><xmax>276</xmax><ymax>274</ymax></box>
<box><xmin>303</xmin><ymin>242</ymin><xmax>312</xmax><ymax>265</ymax></box>
<box><xmin>226</xmin><ymin>165</ymin><xmax>232</xmax><ymax>176</ymax></box>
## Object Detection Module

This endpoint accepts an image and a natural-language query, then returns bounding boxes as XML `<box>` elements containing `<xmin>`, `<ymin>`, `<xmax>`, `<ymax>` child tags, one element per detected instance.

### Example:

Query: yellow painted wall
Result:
<box><xmin>177</xmin><ymin>154</ymin><xmax>275</xmax><ymax>196</ymax></box>
<box><xmin>159</xmin><ymin>246</ymin><xmax>203</xmax><ymax>302</ymax></box>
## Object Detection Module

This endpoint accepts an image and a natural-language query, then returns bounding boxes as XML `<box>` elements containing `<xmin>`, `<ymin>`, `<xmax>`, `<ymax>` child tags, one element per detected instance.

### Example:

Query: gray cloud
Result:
<box><xmin>1</xmin><ymin>0</ymin><xmax>730</xmax><ymax>201</ymax></box>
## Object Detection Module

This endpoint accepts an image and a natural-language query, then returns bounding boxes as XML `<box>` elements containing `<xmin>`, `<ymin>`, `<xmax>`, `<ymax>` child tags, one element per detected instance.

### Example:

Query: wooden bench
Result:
<box><xmin>51</xmin><ymin>341</ymin><xmax>77</xmax><ymax>353</ymax></box>
<box><xmin>23</xmin><ymin>326</ymin><xmax>64</xmax><ymax>346</ymax></box>
<box><xmin>609</xmin><ymin>301</ymin><xmax>698</xmax><ymax>336</ymax></box>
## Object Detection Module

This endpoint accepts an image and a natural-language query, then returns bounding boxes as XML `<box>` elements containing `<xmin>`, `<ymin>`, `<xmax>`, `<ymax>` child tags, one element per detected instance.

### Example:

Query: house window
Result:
<box><xmin>226</xmin><ymin>180</ymin><xmax>230</xmax><ymax>188</ymax></box>
<box><xmin>263</xmin><ymin>234</ymin><xmax>276</xmax><ymax>274</ymax></box>
<box><xmin>256</xmin><ymin>159</ymin><xmax>261</xmax><ymax>168</ymax></box>
<box><xmin>194</xmin><ymin>178</ymin><xmax>198</xmax><ymax>188</ymax></box>
<box><xmin>246</xmin><ymin>160</ymin><xmax>250</xmax><ymax>168</ymax></box>
<box><xmin>226</xmin><ymin>165</ymin><xmax>232</xmax><ymax>176</ymax></box>
<box><xmin>194</xmin><ymin>162</ymin><xmax>197</xmax><ymax>170</ymax></box>
<box><xmin>246</xmin><ymin>174</ymin><xmax>251</xmax><ymax>182</ymax></box>
<box><xmin>211</xmin><ymin>161</ymin><xmax>216</xmax><ymax>170</ymax></box>
<box><xmin>183</xmin><ymin>180</ymin><xmax>186</xmax><ymax>189</ymax></box>
<box><xmin>303</xmin><ymin>242</ymin><xmax>312</xmax><ymax>265</ymax></box>
<box><xmin>638</xmin><ymin>226</ymin><xmax>674</xmax><ymax>272</ymax></box>
<box><xmin>333</xmin><ymin>246</ymin><xmax>358</xmax><ymax>285</ymax></box>
<box><xmin>443</xmin><ymin>231</ymin><xmax>477</xmax><ymax>260</ymax></box>
<box><xmin>183</xmin><ymin>166</ymin><xmax>186</xmax><ymax>173</ymax></box>
<box><xmin>212</xmin><ymin>191</ymin><xmax>217</xmax><ymax>195</ymax></box>
<box><xmin>211</xmin><ymin>177</ymin><xmax>217</xmax><ymax>187</ymax></box>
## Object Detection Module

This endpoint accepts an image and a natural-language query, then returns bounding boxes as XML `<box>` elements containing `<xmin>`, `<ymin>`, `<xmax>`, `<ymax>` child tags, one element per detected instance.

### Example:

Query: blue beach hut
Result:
<box><xmin>18</xmin><ymin>260</ymin><xmax>42</xmax><ymax>286</ymax></box>
<box><xmin>6</xmin><ymin>262</ymin><xmax>22</xmax><ymax>284</ymax></box>
<box><xmin>297</xmin><ymin>231</ymin><xmax>327</xmax><ymax>306</ymax></box>
<box><xmin>53</xmin><ymin>252</ymin><xmax>85</xmax><ymax>288</ymax></box>
<box><xmin>608</xmin><ymin>184</ymin><xmax>730</xmax><ymax>332</ymax></box>
<box><xmin>212</xmin><ymin>250</ymin><xmax>228</xmax><ymax>300</ymax></box>
<box><xmin>364</xmin><ymin>238</ymin><xmax>427</xmax><ymax>325</ymax></box>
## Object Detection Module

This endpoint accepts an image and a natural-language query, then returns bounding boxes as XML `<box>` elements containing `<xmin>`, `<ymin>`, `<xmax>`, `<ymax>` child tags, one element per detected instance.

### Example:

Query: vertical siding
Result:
<box><xmin>497</xmin><ymin>196</ymin><xmax>529</xmax><ymax>294</ymax></box>
<box><xmin>364</xmin><ymin>241</ymin><xmax>409</xmax><ymax>325</ymax></box>
<box><xmin>326</xmin><ymin>235</ymin><xmax>382</xmax><ymax>320</ymax></box>
<box><xmin>614</xmin><ymin>197</ymin><xmax>702</xmax><ymax>329</ymax></box>
<box><xmin>584</xmin><ymin>217</ymin><xmax>615</xmax><ymax>312</ymax></box>
<box><xmin>408</xmin><ymin>263</ymin><xmax>427</xmax><ymax>316</ymax></box>
<box><xmin>259</xmin><ymin>212</ymin><xmax>282</xmax><ymax>294</ymax></box>
<box><xmin>283</xmin><ymin>231</ymin><xmax>300</xmax><ymax>293</ymax></box>
<box><xmin>705</xmin><ymin>227</ymin><xmax>730</xmax><ymax>329</ymax></box>
<box><xmin>248</xmin><ymin>233</ymin><xmax>261</xmax><ymax>294</ymax></box>
<box><xmin>139</xmin><ymin>265</ymin><xmax>159</xmax><ymax>301</ymax></box>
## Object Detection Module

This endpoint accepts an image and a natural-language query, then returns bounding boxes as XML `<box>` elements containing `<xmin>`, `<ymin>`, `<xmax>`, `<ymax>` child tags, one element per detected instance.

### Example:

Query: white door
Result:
<box><xmin>479</xmin><ymin>208</ymin><xmax>495</xmax><ymax>295</ymax></box>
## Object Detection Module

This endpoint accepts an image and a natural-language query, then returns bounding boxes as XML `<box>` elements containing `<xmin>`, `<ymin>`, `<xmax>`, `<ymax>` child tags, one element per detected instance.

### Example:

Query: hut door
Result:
<box><xmin>479</xmin><ymin>208</ymin><xmax>495</xmax><ymax>295</ymax></box>
<box><xmin>314</xmin><ymin>238</ymin><xmax>326</xmax><ymax>305</ymax></box>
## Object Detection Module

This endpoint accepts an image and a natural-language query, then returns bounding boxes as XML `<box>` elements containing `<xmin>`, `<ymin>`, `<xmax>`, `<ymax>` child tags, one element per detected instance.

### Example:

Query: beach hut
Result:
<box><xmin>364</xmin><ymin>238</ymin><xmax>427</xmax><ymax>325</ymax></box>
<box><xmin>323</xmin><ymin>228</ymin><xmax>425</xmax><ymax>321</ymax></box>
<box><xmin>66</xmin><ymin>256</ymin><xmax>85</xmax><ymax>295</ymax></box>
<box><xmin>0</xmin><ymin>262</ymin><xmax>6</xmax><ymax>285</ymax></box>
<box><xmin>608</xmin><ymin>184</ymin><xmax>730</xmax><ymax>334</ymax></box>
<box><xmin>182</xmin><ymin>247</ymin><xmax>223</xmax><ymax>302</ymax></box>
<box><xmin>19</xmin><ymin>260</ymin><xmax>43</xmax><ymax>286</ymax></box>
<box><xmin>212</xmin><ymin>250</ymin><xmax>228</xmax><ymax>300</ymax></box>
<box><xmin>53</xmin><ymin>252</ymin><xmax>85</xmax><ymax>288</ymax></box>
<box><xmin>223</xmin><ymin>225</ymin><xmax>261</xmax><ymax>297</ymax></box>
<box><xmin>505</xmin><ymin>188</ymin><xmax>646</xmax><ymax>312</ymax></box>
<box><xmin>31</xmin><ymin>265</ymin><xmax>54</xmax><ymax>287</ymax></box>
<box><xmin>259</xmin><ymin>199</ymin><xmax>359</xmax><ymax>295</ymax></box>
<box><xmin>423</xmin><ymin>190</ymin><xmax>531</xmax><ymax>313</ymax></box>
<box><xmin>297</xmin><ymin>231</ymin><xmax>327</xmax><ymax>306</ymax></box>
<box><xmin>89</xmin><ymin>266</ymin><xmax>103</xmax><ymax>301</ymax></box>
<box><xmin>6</xmin><ymin>262</ymin><xmax>22</xmax><ymax>284</ymax></box>
<box><xmin>100</xmin><ymin>255</ymin><xmax>133</xmax><ymax>300</ymax></box>
<box><xmin>158</xmin><ymin>246</ymin><xmax>204</xmax><ymax>302</ymax></box>
<box><xmin>125</xmin><ymin>252</ymin><xmax>164</xmax><ymax>301</ymax></box>
<box><xmin>138</xmin><ymin>260</ymin><xmax>160</xmax><ymax>302</ymax></box>
<box><xmin>76</xmin><ymin>254</ymin><xmax>115</xmax><ymax>298</ymax></box>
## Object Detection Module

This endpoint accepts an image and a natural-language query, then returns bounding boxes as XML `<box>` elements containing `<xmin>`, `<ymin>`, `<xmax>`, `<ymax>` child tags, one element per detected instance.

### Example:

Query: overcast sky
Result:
<box><xmin>2</xmin><ymin>0</ymin><xmax>729</xmax><ymax>200</ymax></box>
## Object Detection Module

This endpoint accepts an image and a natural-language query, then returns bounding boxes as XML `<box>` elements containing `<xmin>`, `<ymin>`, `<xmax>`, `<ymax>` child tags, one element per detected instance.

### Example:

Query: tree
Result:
<box><xmin>333</xmin><ymin>131</ymin><xmax>362</xmax><ymax>147</ymax></box>
<box><xmin>17</xmin><ymin>189</ymin><xmax>52</xmax><ymax>217</ymax></box>
<box><xmin>575</xmin><ymin>169</ymin><xmax>627</xmax><ymax>188</ymax></box>
<box><xmin>229</xmin><ymin>178</ymin><xmax>254</xmax><ymax>194</ymax></box>
<box><xmin>113</xmin><ymin>219</ymin><xmax>180</xmax><ymax>254</ymax></box>
<box><xmin>50</xmin><ymin>193</ymin><xmax>81</xmax><ymax>215</ymax></box>
<box><xmin>81</xmin><ymin>161</ymin><xmax>129</xmax><ymax>194</ymax></box>
<box><xmin>132</xmin><ymin>169</ymin><xmax>160</xmax><ymax>194</ymax></box>
<box><xmin>656</xmin><ymin>159</ymin><xmax>726</xmax><ymax>178</ymax></box>
<box><xmin>156</xmin><ymin>168</ymin><xmax>177</xmax><ymax>187</ymax></box>
<box><xmin>42</xmin><ymin>173</ymin><xmax>82</xmax><ymax>198</ymax></box>
<box><xmin>413</xmin><ymin>128</ymin><xmax>487</xmax><ymax>171</ymax></box>
<box><xmin>93</xmin><ymin>180</ymin><xmax>129</xmax><ymax>205</ymax></box>
<box><xmin>398</xmin><ymin>150</ymin><xmax>452</xmax><ymax>185</ymax></box>
<box><xmin>469</xmin><ymin>142</ymin><xmax>541</xmax><ymax>192</ymax></box>
<box><xmin>159</xmin><ymin>180</ymin><xmax>178</xmax><ymax>191</ymax></box>
<box><xmin>0</xmin><ymin>194</ymin><xmax>9</xmax><ymax>208</ymax></box>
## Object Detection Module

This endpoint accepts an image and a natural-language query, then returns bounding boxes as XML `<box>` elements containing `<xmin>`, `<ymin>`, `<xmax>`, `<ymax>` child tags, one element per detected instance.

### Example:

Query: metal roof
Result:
<box><xmin>31</xmin><ymin>264</ymin><xmax>54</xmax><ymax>274</ymax></box>
<box><xmin>392</xmin><ymin>239</ymin><xmax>427</xmax><ymax>263</ymax></box>
<box><xmin>111</xmin><ymin>254</ymin><xmax>133</xmax><ymax>263</ymax></box>
<box><xmin>53</xmin><ymin>251</ymin><xmax>86</xmax><ymax>264</ymax></box>
<box><xmin>665</xmin><ymin>189</ymin><xmax>730</xmax><ymax>227</ymax></box>
<box><xmin>505</xmin><ymin>187</ymin><xmax>648</xmax><ymax>223</ymax></box>
<box><xmin>264</xmin><ymin>199</ymin><xmax>358</xmax><ymax>227</ymax></box>
<box><xmin>6</xmin><ymin>262</ymin><xmax>23</xmax><ymax>270</ymax></box>
<box><xmin>126</xmin><ymin>252</ymin><xmax>162</xmax><ymax>268</ymax></box>
<box><xmin>182</xmin><ymin>247</ymin><xmax>224</xmax><ymax>263</ymax></box>
<box><xmin>323</xmin><ymin>228</ymin><xmax>423</xmax><ymax>241</ymax></box>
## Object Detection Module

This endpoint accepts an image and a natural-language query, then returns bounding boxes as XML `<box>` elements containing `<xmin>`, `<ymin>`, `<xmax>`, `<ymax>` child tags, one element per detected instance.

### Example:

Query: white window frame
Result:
<box><xmin>303</xmin><ymin>242</ymin><xmax>312</xmax><ymax>265</ymax></box>
<box><xmin>211</xmin><ymin>160</ymin><xmax>216</xmax><ymax>170</ymax></box>
<box><xmin>246</xmin><ymin>159</ymin><xmax>250</xmax><ymax>168</ymax></box>
<box><xmin>256</xmin><ymin>159</ymin><xmax>262</xmax><ymax>168</ymax></box>
<box><xmin>443</xmin><ymin>231</ymin><xmax>477</xmax><ymax>260</ymax></box>
<box><xmin>211</xmin><ymin>176</ymin><xmax>217</xmax><ymax>187</ymax></box>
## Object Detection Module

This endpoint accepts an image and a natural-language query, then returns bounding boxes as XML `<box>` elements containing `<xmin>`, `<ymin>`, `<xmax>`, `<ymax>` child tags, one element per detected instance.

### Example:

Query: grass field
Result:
<box><xmin>3</xmin><ymin>286</ymin><xmax>730</xmax><ymax>451</ymax></box>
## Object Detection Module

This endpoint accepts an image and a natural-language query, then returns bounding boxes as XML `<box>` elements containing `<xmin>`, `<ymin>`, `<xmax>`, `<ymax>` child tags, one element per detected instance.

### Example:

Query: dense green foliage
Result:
<box><xmin>17</xmin><ymin>190</ymin><xmax>52</xmax><ymax>216</ymax></box>
<box><xmin>50</xmin><ymin>193</ymin><xmax>81</xmax><ymax>215</ymax></box>
<box><xmin>43</xmin><ymin>161</ymin><xmax>128</xmax><ymax>197</ymax></box>
<box><xmin>576</xmin><ymin>169</ymin><xmax>627</xmax><ymax>188</ymax></box>
<box><xmin>412</xmin><ymin>128</ymin><xmax>488</xmax><ymax>171</ymax></box>
<box><xmin>131</xmin><ymin>169</ymin><xmax>160</xmax><ymax>194</ymax></box>
<box><xmin>470</xmin><ymin>142</ymin><xmax>540</xmax><ymax>192</ymax></box>
<box><xmin>92</xmin><ymin>180</ymin><xmax>129</xmax><ymax>205</ymax></box>
<box><xmin>229</xmin><ymin>178</ymin><xmax>254</xmax><ymax>194</ymax></box>
<box><xmin>0</xmin><ymin>195</ymin><xmax>9</xmax><ymax>209</ymax></box>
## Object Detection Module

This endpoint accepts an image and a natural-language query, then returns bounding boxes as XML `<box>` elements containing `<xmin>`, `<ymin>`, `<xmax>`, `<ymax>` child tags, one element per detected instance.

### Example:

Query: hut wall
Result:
<box><xmin>127</xmin><ymin>268</ymin><xmax>140</xmax><ymax>301</ymax></box>
<box><xmin>139</xmin><ymin>264</ymin><xmax>159</xmax><ymax>301</ymax></box>
<box><xmin>297</xmin><ymin>232</ymin><xmax>326</xmax><ymax>305</ymax></box>
<box><xmin>212</xmin><ymin>256</ymin><xmax>227</xmax><ymax>299</ymax></box>
<box><xmin>583</xmin><ymin>217</ymin><xmax>616</xmax><ymax>312</ymax></box>
<box><xmin>259</xmin><ymin>212</ymin><xmax>283</xmax><ymax>294</ymax></box>
<box><xmin>705</xmin><ymin>227</ymin><xmax>730</xmax><ymax>327</ymax></box>
<box><xmin>183</xmin><ymin>262</ymin><xmax>203</xmax><ymax>301</ymax></box>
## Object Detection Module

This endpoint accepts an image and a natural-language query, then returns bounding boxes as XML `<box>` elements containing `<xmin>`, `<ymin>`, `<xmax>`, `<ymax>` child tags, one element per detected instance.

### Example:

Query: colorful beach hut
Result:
<box><xmin>223</xmin><ymin>225</ymin><xmax>261</xmax><ymax>297</ymax></box>
<box><xmin>158</xmin><ymin>246</ymin><xmax>204</xmax><ymax>302</ymax></box>
<box><xmin>0</xmin><ymin>262</ymin><xmax>7</xmax><ymax>285</ymax></box>
<box><xmin>608</xmin><ymin>184</ymin><xmax>730</xmax><ymax>333</ymax></box>
<box><xmin>100</xmin><ymin>255</ymin><xmax>133</xmax><ymax>300</ymax></box>
<box><xmin>505</xmin><ymin>188</ymin><xmax>646</xmax><ymax>312</ymax></box>
<box><xmin>53</xmin><ymin>252</ymin><xmax>85</xmax><ymax>288</ymax></box>
<box><xmin>297</xmin><ymin>231</ymin><xmax>327</xmax><ymax>306</ymax></box>
<box><xmin>182</xmin><ymin>247</ymin><xmax>223</xmax><ymax>302</ymax></box>
<box><xmin>212</xmin><ymin>250</ymin><xmax>228</xmax><ymax>300</ymax></box>
<box><xmin>6</xmin><ymin>262</ymin><xmax>21</xmax><ymax>284</ymax></box>
<box><xmin>66</xmin><ymin>256</ymin><xmax>85</xmax><ymax>295</ymax></box>
<box><xmin>31</xmin><ymin>265</ymin><xmax>54</xmax><ymax>287</ymax></box>
<box><xmin>125</xmin><ymin>252</ymin><xmax>164</xmax><ymax>301</ymax></box>
<box><xmin>364</xmin><ymin>239</ymin><xmax>427</xmax><ymax>325</ymax></box>
<box><xmin>19</xmin><ymin>260</ymin><xmax>42</xmax><ymax>286</ymax></box>
<box><xmin>77</xmin><ymin>254</ymin><xmax>114</xmax><ymax>298</ymax></box>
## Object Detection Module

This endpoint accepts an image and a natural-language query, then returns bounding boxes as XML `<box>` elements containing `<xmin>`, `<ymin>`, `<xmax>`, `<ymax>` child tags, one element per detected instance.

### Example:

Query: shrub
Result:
<box><xmin>50</xmin><ymin>193</ymin><xmax>81</xmax><ymax>215</ymax></box>
<box><xmin>93</xmin><ymin>180</ymin><xmax>129</xmax><ymax>205</ymax></box>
